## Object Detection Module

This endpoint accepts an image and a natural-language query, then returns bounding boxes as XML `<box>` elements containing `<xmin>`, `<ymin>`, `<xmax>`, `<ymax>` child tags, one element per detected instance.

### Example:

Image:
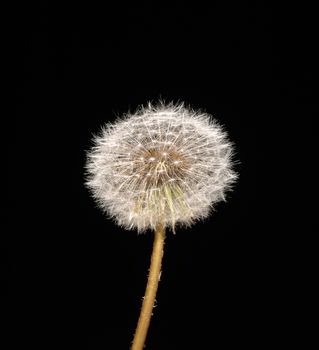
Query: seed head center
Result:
<box><xmin>133</xmin><ymin>146</ymin><xmax>188</xmax><ymax>186</ymax></box>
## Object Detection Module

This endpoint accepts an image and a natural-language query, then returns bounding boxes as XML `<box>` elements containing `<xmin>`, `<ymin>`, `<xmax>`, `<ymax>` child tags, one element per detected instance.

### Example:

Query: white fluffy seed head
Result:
<box><xmin>85</xmin><ymin>102</ymin><xmax>238</xmax><ymax>233</ymax></box>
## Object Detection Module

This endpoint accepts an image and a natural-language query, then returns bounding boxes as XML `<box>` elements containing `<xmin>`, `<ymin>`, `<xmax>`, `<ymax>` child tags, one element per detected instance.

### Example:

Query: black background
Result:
<box><xmin>9</xmin><ymin>2</ymin><xmax>314</xmax><ymax>349</ymax></box>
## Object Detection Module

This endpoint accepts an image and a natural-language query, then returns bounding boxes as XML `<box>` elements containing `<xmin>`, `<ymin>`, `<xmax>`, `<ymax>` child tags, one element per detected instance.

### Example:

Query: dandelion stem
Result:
<box><xmin>131</xmin><ymin>224</ymin><xmax>166</xmax><ymax>350</ymax></box>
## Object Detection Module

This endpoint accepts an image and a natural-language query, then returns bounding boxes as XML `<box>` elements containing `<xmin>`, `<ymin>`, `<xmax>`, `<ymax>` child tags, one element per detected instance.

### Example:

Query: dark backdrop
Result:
<box><xmin>9</xmin><ymin>2</ymin><xmax>313</xmax><ymax>349</ymax></box>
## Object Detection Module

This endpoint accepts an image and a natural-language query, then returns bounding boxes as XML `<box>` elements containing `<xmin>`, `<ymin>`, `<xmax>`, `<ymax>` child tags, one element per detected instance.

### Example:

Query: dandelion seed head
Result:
<box><xmin>85</xmin><ymin>102</ymin><xmax>238</xmax><ymax>233</ymax></box>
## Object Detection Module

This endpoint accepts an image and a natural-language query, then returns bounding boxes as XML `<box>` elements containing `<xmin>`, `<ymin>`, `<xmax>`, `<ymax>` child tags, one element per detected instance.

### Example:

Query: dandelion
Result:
<box><xmin>85</xmin><ymin>101</ymin><xmax>237</xmax><ymax>350</ymax></box>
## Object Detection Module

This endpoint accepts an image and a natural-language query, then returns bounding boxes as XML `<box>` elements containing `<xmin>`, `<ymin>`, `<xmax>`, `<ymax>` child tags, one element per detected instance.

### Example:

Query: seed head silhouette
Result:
<box><xmin>86</xmin><ymin>102</ymin><xmax>237</xmax><ymax>233</ymax></box>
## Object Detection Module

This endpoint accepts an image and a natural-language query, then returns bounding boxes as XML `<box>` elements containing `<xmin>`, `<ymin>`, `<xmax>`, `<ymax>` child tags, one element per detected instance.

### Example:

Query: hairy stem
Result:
<box><xmin>131</xmin><ymin>224</ymin><xmax>166</xmax><ymax>350</ymax></box>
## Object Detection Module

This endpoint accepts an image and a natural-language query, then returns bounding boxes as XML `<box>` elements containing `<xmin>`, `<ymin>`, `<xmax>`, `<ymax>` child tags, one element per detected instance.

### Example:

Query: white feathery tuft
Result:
<box><xmin>85</xmin><ymin>102</ymin><xmax>238</xmax><ymax>233</ymax></box>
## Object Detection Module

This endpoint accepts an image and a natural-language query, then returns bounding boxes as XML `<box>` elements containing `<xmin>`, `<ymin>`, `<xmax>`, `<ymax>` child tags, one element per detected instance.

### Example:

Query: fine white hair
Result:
<box><xmin>85</xmin><ymin>102</ymin><xmax>237</xmax><ymax>233</ymax></box>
